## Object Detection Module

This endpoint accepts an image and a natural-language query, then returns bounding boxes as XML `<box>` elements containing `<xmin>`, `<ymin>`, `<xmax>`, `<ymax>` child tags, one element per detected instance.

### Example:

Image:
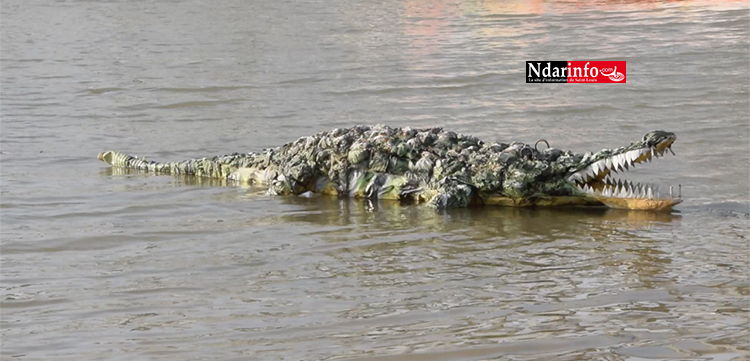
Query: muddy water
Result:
<box><xmin>1</xmin><ymin>0</ymin><xmax>748</xmax><ymax>360</ymax></box>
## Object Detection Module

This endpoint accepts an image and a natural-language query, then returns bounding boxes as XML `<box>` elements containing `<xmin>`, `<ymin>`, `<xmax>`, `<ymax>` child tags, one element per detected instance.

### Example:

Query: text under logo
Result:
<box><xmin>526</xmin><ymin>61</ymin><xmax>627</xmax><ymax>83</ymax></box>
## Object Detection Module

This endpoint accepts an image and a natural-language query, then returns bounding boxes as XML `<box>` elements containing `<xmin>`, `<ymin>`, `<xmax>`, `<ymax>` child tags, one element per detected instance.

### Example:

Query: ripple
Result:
<box><xmin>1</xmin><ymin>0</ymin><xmax>748</xmax><ymax>360</ymax></box>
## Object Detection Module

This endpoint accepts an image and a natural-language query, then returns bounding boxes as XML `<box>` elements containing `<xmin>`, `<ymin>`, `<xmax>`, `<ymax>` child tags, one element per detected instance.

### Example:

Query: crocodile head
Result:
<box><xmin>565</xmin><ymin>130</ymin><xmax>681</xmax><ymax>210</ymax></box>
<box><xmin>483</xmin><ymin>130</ymin><xmax>681</xmax><ymax>210</ymax></box>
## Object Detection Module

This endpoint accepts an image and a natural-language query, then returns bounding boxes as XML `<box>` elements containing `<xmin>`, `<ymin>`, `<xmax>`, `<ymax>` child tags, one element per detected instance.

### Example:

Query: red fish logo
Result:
<box><xmin>600</xmin><ymin>66</ymin><xmax>625</xmax><ymax>82</ymax></box>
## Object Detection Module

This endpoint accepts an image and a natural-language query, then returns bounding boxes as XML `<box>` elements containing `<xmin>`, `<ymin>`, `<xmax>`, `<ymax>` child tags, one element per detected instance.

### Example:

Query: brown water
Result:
<box><xmin>1</xmin><ymin>0</ymin><xmax>749</xmax><ymax>360</ymax></box>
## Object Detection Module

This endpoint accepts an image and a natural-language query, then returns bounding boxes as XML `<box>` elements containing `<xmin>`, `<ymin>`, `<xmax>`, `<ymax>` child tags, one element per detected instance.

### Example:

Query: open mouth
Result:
<box><xmin>568</xmin><ymin>136</ymin><xmax>682</xmax><ymax>210</ymax></box>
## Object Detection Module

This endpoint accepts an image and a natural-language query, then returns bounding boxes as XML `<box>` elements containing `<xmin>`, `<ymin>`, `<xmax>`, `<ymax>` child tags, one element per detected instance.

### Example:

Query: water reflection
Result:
<box><xmin>267</xmin><ymin>191</ymin><xmax>679</xmax><ymax>229</ymax></box>
<box><xmin>398</xmin><ymin>0</ymin><xmax>747</xmax><ymax>72</ymax></box>
<box><xmin>462</xmin><ymin>0</ymin><xmax>748</xmax><ymax>15</ymax></box>
<box><xmin>103</xmin><ymin>168</ymin><xmax>684</xmax><ymax>297</ymax></box>
<box><xmin>243</xmin><ymin>195</ymin><xmax>707</xmax><ymax>360</ymax></box>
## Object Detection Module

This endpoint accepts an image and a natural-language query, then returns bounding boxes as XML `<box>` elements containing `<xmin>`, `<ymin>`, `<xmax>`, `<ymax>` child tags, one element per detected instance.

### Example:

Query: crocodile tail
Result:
<box><xmin>97</xmin><ymin>150</ymin><xmax>250</xmax><ymax>179</ymax></box>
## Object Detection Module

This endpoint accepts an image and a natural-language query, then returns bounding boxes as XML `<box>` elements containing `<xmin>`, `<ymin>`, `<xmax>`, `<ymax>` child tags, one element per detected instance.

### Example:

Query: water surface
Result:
<box><xmin>1</xmin><ymin>0</ymin><xmax>748</xmax><ymax>360</ymax></box>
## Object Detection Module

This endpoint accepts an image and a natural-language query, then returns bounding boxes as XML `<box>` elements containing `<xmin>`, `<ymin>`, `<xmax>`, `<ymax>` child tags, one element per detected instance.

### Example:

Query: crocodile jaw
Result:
<box><xmin>567</xmin><ymin>135</ymin><xmax>682</xmax><ymax>210</ymax></box>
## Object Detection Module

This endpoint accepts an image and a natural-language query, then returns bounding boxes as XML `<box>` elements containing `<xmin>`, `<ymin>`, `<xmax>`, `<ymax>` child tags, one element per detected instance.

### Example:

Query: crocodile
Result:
<box><xmin>97</xmin><ymin>125</ymin><xmax>682</xmax><ymax>210</ymax></box>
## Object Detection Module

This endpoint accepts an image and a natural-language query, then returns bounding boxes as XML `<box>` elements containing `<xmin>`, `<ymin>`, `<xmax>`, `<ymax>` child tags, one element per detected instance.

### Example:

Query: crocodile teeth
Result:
<box><xmin>570</xmin><ymin>139</ymin><xmax>679</xmax><ymax>201</ymax></box>
<box><xmin>589</xmin><ymin>180</ymin><xmax>668</xmax><ymax>200</ymax></box>
<box><xmin>616</xmin><ymin>154</ymin><xmax>626</xmax><ymax>171</ymax></box>
<box><xmin>587</xmin><ymin>166</ymin><xmax>596</xmax><ymax>180</ymax></box>
<box><xmin>569</xmin><ymin>144</ymin><xmax>675</xmax><ymax>189</ymax></box>
<box><xmin>627</xmin><ymin>150</ymin><xmax>638</xmax><ymax>163</ymax></box>
<box><xmin>632</xmin><ymin>151</ymin><xmax>640</xmax><ymax>163</ymax></box>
